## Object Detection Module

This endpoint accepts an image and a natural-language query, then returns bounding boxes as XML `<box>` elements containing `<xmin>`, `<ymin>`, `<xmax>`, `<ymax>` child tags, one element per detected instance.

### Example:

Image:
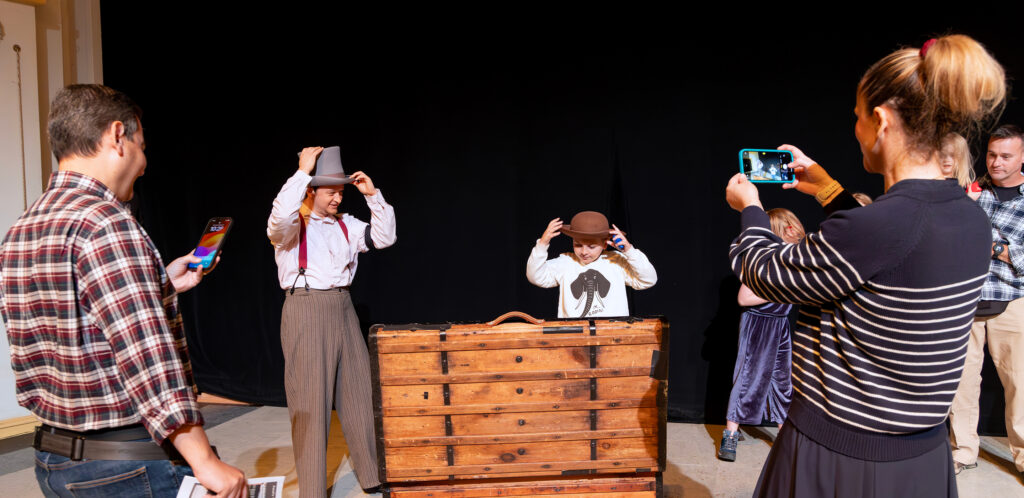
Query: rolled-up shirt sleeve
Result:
<box><xmin>77</xmin><ymin>215</ymin><xmax>203</xmax><ymax>443</ymax></box>
<box><xmin>361</xmin><ymin>189</ymin><xmax>397</xmax><ymax>251</ymax></box>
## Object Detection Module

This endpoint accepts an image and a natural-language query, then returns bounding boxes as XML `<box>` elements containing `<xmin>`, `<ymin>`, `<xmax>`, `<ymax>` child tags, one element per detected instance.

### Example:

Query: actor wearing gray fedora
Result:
<box><xmin>267</xmin><ymin>146</ymin><xmax>396</xmax><ymax>495</ymax></box>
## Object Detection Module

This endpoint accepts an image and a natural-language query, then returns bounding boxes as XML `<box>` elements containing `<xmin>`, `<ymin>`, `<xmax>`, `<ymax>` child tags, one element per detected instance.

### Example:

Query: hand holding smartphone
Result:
<box><xmin>739</xmin><ymin>149</ymin><xmax>796</xmax><ymax>183</ymax></box>
<box><xmin>188</xmin><ymin>217</ymin><xmax>233</xmax><ymax>273</ymax></box>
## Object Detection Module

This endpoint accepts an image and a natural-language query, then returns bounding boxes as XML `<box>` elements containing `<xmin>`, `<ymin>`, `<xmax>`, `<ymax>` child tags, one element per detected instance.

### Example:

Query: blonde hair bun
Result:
<box><xmin>920</xmin><ymin>35</ymin><xmax>1006</xmax><ymax>128</ymax></box>
<box><xmin>859</xmin><ymin>34</ymin><xmax>1006</xmax><ymax>152</ymax></box>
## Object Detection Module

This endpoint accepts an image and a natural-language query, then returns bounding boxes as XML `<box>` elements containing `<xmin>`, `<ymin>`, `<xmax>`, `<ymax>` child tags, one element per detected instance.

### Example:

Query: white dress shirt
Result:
<box><xmin>267</xmin><ymin>170</ymin><xmax>397</xmax><ymax>289</ymax></box>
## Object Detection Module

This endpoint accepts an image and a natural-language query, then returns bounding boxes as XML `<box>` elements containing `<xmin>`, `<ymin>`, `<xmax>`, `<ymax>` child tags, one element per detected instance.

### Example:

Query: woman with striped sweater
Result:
<box><xmin>725</xmin><ymin>35</ymin><xmax>1006</xmax><ymax>497</ymax></box>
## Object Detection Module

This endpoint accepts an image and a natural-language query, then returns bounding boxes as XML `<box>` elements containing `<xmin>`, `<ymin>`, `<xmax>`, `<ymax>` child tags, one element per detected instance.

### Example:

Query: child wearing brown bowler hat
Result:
<box><xmin>526</xmin><ymin>211</ymin><xmax>657</xmax><ymax>318</ymax></box>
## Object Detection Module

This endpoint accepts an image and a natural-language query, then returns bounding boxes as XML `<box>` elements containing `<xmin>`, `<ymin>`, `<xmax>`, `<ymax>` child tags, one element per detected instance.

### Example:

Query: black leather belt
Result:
<box><xmin>33</xmin><ymin>424</ymin><xmax>187</xmax><ymax>462</ymax></box>
<box><xmin>285</xmin><ymin>285</ymin><xmax>350</xmax><ymax>296</ymax></box>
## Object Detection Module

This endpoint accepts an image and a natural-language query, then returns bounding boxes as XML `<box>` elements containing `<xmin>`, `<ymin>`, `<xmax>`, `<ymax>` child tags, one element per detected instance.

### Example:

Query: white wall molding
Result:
<box><xmin>0</xmin><ymin>0</ymin><xmax>103</xmax><ymax>423</ymax></box>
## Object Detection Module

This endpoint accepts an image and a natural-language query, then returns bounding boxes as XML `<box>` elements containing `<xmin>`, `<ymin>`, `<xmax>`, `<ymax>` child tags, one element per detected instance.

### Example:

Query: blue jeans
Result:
<box><xmin>35</xmin><ymin>449</ymin><xmax>193</xmax><ymax>498</ymax></box>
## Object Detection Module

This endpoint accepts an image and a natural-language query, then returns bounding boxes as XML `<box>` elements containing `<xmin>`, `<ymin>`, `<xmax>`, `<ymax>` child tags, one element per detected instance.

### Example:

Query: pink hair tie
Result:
<box><xmin>920</xmin><ymin>38</ymin><xmax>937</xmax><ymax>58</ymax></box>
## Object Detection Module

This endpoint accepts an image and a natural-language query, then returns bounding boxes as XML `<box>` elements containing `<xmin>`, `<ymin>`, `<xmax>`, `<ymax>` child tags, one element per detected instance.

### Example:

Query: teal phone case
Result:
<box><xmin>739</xmin><ymin>149</ymin><xmax>796</xmax><ymax>183</ymax></box>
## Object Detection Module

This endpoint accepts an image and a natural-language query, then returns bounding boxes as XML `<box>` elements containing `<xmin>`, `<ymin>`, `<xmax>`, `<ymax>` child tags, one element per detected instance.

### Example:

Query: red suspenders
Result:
<box><xmin>298</xmin><ymin>215</ymin><xmax>348</xmax><ymax>270</ymax></box>
<box><xmin>291</xmin><ymin>215</ymin><xmax>349</xmax><ymax>293</ymax></box>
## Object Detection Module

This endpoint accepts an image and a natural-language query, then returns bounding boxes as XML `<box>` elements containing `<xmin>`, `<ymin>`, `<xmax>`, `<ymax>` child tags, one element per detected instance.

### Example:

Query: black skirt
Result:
<box><xmin>753</xmin><ymin>420</ymin><xmax>958</xmax><ymax>498</ymax></box>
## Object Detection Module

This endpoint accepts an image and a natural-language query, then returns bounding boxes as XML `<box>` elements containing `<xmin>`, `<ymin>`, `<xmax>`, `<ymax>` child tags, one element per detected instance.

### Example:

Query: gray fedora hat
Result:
<box><xmin>309</xmin><ymin>146</ymin><xmax>353</xmax><ymax>187</ymax></box>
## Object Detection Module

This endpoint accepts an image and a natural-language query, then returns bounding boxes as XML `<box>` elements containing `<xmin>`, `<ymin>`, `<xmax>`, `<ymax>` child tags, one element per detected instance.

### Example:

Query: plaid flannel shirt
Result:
<box><xmin>0</xmin><ymin>171</ymin><xmax>203</xmax><ymax>443</ymax></box>
<box><xmin>976</xmin><ymin>174</ymin><xmax>1024</xmax><ymax>302</ymax></box>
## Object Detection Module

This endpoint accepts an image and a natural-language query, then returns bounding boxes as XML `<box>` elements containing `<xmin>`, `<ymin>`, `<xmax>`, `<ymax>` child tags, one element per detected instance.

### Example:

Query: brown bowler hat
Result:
<box><xmin>559</xmin><ymin>211</ymin><xmax>611</xmax><ymax>241</ymax></box>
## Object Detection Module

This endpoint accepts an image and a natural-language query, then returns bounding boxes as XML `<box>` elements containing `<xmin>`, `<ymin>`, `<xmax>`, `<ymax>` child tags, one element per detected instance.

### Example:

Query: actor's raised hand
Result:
<box><xmin>540</xmin><ymin>218</ymin><xmax>563</xmax><ymax>244</ymax></box>
<box><xmin>298</xmin><ymin>146</ymin><xmax>324</xmax><ymax>175</ymax></box>
<box><xmin>726</xmin><ymin>173</ymin><xmax>763</xmax><ymax>212</ymax></box>
<box><xmin>349</xmin><ymin>171</ymin><xmax>378</xmax><ymax>196</ymax></box>
<box><xmin>777</xmin><ymin>144</ymin><xmax>835</xmax><ymax>196</ymax></box>
<box><xmin>608</xmin><ymin>224</ymin><xmax>633</xmax><ymax>252</ymax></box>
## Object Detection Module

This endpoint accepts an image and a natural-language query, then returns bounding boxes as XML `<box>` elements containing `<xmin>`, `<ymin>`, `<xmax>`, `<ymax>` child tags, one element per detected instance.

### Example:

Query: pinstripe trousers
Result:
<box><xmin>281</xmin><ymin>288</ymin><xmax>380</xmax><ymax>495</ymax></box>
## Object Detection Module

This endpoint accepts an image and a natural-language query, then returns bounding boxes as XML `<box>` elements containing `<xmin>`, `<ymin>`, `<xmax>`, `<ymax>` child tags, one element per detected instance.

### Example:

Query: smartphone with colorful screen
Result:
<box><xmin>188</xmin><ymin>217</ymin><xmax>233</xmax><ymax>272</ymax></box>
<box><xmin>739</xmin><ymin>149</ymin><xmax>796</xmax><ymax>183</ymax></box>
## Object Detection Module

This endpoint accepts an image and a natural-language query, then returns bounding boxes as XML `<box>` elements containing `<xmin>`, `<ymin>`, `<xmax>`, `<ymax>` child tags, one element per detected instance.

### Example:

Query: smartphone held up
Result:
<box><xmin>739</xmin><ymin>149</ymin><xmax>795</xmax><ymax>183</ymax></box>
<box><xmin>188</xmin><ymin>217</ymin><xmax>233</xmax><ymax>273</ymax></box>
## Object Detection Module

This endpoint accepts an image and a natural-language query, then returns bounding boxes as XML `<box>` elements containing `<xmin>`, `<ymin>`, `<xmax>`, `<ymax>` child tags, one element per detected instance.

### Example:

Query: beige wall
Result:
<box><xmin>0</xmin><ymin>0</ymin><xmax>102</xmax><ymax>421</ymax></box>
<box><xmin>0</xmin><ymin>0</ymin><xmax>42</xmax><ymax>421</ymax></box>
<box><xmin>34</xmin><ymin>0</ymin><xmax>102</xmax><ymax>182</ymax></box>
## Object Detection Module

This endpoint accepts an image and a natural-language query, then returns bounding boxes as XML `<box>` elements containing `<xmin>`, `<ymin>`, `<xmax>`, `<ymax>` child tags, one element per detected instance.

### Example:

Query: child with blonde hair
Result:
<box><xmin>719</xmin><ymin>208</ymin><xmax>804</xmax><ymax>462</ymax></box>
<box><xmin>527</xmin><ymin>211</ymin><xmax>656</xmax><ymax>318</ymax></box>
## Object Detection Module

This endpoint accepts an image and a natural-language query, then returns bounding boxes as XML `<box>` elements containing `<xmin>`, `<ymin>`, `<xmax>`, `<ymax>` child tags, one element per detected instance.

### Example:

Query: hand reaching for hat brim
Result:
<box><xmin>540</xmin><ymin>218</ymin><xmax>563</xmax><ymax>245</ymax></box>
<box><xmin>608</xmin><ymin>224</ymin><xmax>631</xmax><ymax>251</ymax></box>
<box><xmin>349</xmin><ymin>171</ymin><xmax>378</xmax><ymax>196</ymax></box>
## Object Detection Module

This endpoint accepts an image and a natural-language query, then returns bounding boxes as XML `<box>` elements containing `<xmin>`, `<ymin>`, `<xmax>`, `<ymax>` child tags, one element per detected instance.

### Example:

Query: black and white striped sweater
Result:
<box><xmin>730</xmin><ymin>180</ymin><xmax>990</xmax><ymax>454</ymax></box>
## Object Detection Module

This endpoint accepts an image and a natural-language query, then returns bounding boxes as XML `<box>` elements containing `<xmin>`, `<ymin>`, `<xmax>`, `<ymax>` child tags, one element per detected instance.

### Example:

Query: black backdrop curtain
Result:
<box><xmin>99</xmin><ymin>7</ymin><xmax>1022</xmax><ymax>434</ymax></box>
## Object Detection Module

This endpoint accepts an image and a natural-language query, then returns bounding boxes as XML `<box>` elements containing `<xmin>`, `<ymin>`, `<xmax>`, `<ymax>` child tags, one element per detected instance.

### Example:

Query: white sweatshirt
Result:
<box><xmin>526</xmin><ymin>241</ymin><xmax>657</xmax><ymax>318</ymax></box>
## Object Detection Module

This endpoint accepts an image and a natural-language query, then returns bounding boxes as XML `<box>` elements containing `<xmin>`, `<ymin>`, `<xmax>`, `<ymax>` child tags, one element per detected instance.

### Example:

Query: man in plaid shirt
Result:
<box><xmin>0</xmin><ymin>85</ymin><xmax>246</xmax><ymax>497</ymax></box>
<box><xmin>950</xmin><ymin>124</ymin><xmax>1024</xmax><ymax>475</ymax></box>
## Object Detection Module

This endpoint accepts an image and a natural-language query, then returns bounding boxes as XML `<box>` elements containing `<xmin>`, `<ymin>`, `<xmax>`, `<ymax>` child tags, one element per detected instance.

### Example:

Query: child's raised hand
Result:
<box><xmin>608</xmin><ymin>224</ymin><xmax>632</xmax><ymax>252</ymax></box>
<box><xmin>540</xmin><ymin>218</ymin><xmax>563</xmax><ymax>245</ymax></box>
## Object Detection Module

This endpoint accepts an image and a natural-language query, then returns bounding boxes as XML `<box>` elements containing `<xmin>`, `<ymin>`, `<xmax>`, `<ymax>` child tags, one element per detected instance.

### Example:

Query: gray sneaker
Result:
<box><xmin>718</xmin><ymin>430</ymin><xmax>739</xmax><ymax>462</ymax></box>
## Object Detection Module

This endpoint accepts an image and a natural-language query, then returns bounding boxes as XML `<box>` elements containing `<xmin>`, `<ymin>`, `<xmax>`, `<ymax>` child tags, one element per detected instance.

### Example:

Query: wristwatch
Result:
<box><xmin>993</xmin><ymin>243</ymin><xmax>1005</xmax><ymax>259</ymax></box>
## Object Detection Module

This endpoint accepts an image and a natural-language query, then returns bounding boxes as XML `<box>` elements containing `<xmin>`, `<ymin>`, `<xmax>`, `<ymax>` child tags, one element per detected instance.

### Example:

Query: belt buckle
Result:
<box><xmin>70</xmin><ymin>435</ymin><xmax>86</xmax><ymax>461</ymax></box>
<box><xmin>32</xmin><ymin>426</ymin><xmax>44</xmax><ymax>450</ymax></box>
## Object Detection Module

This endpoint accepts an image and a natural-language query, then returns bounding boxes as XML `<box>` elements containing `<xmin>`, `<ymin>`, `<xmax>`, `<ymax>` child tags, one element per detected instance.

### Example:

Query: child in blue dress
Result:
<box><xmin>718</xmin><ymin>208</ymin><xmax>805</xmax><ymax>461</ymax></box>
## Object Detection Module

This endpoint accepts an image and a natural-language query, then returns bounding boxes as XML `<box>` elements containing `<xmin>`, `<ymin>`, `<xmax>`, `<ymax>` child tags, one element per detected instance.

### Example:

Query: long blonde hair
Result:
<box><xmin>767</xmin><ymin>208</ymin><xmax>805</xmax><ymax>243</ymax></box>
<box><xmin>941</xmin><ymin>132</ymin><xmax>975</xmax><ymax>188</ymax></box>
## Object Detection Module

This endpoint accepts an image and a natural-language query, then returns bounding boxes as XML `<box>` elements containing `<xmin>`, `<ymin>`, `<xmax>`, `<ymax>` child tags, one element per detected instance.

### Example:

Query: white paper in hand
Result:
<box><xmin>176</xmin><ymin>475</ymin><xmax>286</xmax><ymax>498</ymax></box>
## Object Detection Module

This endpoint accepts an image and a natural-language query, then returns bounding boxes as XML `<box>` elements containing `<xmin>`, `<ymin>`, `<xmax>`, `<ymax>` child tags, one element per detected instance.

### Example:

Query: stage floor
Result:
<box><xmin>1</xmin><ymin>403</ymin><xmax>1020</xmax><ymax>497</ymax></box>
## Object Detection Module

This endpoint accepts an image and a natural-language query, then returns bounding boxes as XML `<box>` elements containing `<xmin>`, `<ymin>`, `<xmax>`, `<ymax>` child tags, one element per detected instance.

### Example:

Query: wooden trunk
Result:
<box><xmin>384</xmin><ymin>473</ymin><xmax>661</xmax><ymax>497</ymax></box>
<box><xmin>369</xmin><ymin>314</ymin><xmax>668</xmax><ymax>497</ymax></box>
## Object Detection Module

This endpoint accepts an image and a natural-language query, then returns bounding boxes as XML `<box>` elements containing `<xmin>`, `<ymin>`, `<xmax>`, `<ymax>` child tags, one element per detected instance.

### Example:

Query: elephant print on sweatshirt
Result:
<box><xmin>570</xmin><ymin>269</ymin><xmax>611</xmax><ymax>317</ymax></box>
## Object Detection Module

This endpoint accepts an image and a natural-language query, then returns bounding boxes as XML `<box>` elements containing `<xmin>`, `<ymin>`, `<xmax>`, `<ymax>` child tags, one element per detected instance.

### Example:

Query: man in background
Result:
<box><xmin>950</xmin><ymin>124</ymin><xmax>1024</xmax><ymax>475</ymax></box>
